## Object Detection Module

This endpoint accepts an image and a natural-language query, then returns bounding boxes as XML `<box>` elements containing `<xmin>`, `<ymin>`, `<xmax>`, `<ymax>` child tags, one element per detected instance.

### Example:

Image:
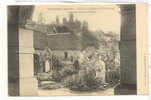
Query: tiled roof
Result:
<box><xmin>25</xmin><ymin>23</ymin><xmax>54</xmax><ymax>34</ymax></box>
<box><xmin>33</xmin><ymin>31</ymin><xmax>47</xmax><ymax>50</ymax></box>
<box><xmin>47</xmin><ymin>33</ymin><xmax>82</xmax><ymax>50</ymax></box>
<box><xmin>34</xmin><ymin>31</ymin><xmax>82</xmax><ymax>50</ymax></box>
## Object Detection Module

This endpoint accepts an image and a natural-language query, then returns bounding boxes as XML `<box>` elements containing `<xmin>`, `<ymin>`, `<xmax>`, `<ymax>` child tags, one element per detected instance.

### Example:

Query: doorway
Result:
<box><xmin>33</xmin><ymin>54</ymin><xmax>40</xmax><ymax>75</ymax></box>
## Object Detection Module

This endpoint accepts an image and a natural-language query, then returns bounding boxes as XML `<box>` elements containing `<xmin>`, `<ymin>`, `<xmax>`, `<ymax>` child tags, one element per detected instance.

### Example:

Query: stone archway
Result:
<box><xmin>8</xmin><ymin>6</ymin><xmax>38</xmax><ymax>96</ymax></box>
<box><xmin>114</xmin><ymin>4</ymin><xmax>136</xmax><ymax>95</ymax></box>
<box><xmin>8</xmin><ymin>5</ymin><xmax>137</xmax><ymax>96</ymax></box>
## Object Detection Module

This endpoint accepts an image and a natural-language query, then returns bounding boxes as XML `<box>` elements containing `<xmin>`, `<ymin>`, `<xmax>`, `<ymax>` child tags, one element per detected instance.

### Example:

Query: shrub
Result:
<box><xmin>62</xmin><ymin>66</ymin><xmax>103</xmax><ymax>91</ymax></box>
<box><xmin>51</xmin><ymin>70</ymin><xmax>62</xmax><ymax>82</ymax></box>
<box><xmin>52</xmin><ymin>65</ymin><xmax>76</xmax><ymax>82</ymax></box>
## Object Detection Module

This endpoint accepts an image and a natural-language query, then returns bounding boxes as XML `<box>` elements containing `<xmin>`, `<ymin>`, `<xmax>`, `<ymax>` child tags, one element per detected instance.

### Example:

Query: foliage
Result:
<box><xmin>106</xmin><ymin>69</ymin><xmax>120</xmax><ymax>83</ymax></box>
<box><xmin>37</xmin><ymin>13</ymin><xmax>120</xmax><ymax>90</ymax></box>
<box><xmin>62</xmin><ymin>66</ymin><xmax>103</xmax><ymax>91</ymax></box>
<box><xmin>51</xmin><ymin>58</ymin><xmax>77</xmax><ymax>82</ymax></box>
<box><xmin>50</xmin><ymin>54</ymin><xmax>104</xmax><ymax>91</ymax></box>
<box><xmin>39</xmin><ymin>47</ymin><xmax>52</xmax><ymax>62</ymax></box>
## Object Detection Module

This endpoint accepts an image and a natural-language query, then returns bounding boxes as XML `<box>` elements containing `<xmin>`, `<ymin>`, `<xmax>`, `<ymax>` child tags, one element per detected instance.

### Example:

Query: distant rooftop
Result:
<box><xmin>47</xmin><ymin>32</ymin><xmax>71</xmax><ymax>35</ymax></box>
<box><xmin>34</xmin><ymin>31</ymin><xmax>82</xmax><ymax>51</ymax></box>
<box><xmin>47</xmin><ymin>33</ymin><xmax>82</xmax><ymax>50</ymax></box>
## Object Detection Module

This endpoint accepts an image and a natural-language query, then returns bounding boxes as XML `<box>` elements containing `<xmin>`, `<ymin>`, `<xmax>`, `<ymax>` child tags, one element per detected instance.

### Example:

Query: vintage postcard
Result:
<box><xmin>8</xmin><ymin>3</ymin><xmax>148</xmax><ymax>96</ymax></box>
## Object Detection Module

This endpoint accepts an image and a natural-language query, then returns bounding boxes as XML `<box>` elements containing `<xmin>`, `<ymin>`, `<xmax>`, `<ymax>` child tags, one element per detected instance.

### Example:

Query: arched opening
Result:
<box><xmin>33</xmin><ymin>54</ymin><xmax>40</xmax><ymax>75</ymax></box>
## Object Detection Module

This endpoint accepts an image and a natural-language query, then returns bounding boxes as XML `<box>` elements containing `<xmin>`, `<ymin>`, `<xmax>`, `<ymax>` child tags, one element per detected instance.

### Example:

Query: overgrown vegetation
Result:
<box><xmin>37</xmin><ymin>13</ymin><xmax>120</xmax><ymax>91</ymax></box>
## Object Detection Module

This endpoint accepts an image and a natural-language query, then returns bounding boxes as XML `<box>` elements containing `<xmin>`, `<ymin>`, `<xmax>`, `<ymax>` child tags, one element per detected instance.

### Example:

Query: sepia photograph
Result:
<box><xmin>7</xmin><ymin>4</ymin><xmax>147</xmax><ymax>96</ymax></box>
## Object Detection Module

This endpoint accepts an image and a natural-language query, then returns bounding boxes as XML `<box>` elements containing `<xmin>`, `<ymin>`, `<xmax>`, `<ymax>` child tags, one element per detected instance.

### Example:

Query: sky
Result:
<box><xmin>32</xmin><ymin>5</ymin><xmax>121</xmax><ymax>34</ymax></box>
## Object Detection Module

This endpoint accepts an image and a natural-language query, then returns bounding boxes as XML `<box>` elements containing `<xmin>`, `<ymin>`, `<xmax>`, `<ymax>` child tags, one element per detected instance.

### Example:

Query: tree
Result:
<box><xmin>74</xmin><ymin>19</ymin><xmax>82</xmax><ymax>33</ymax></box>
<box><xmin>82</xmin><ymin>20</ymin><xmax>88</xmax><ymax>33</ymax></box>
<box><xmin>69</xmin><ymin>13</ymin><xmax>74</xmax><ymax>23</ymax></box>
<box><xmin>62</xmin><ymin>17</ymin><xmax>68</xmax><ymax>25</ymax></box>
<box><xmin>56</xmin><ymin>16</ymin><xmax>59</xmax><ymax>25</ymax></box>
<box><xmin>38</xmin><ymin>13</ymin><xmax>45</xmax><ymax>24</ymax></box>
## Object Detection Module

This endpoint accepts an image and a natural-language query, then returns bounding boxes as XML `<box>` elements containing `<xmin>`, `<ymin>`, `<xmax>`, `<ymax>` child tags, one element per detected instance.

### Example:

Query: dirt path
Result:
<box><xmin>38</xmin><ymin>87</ymin><xmax>114</xmax><ymax>96</ymax></box>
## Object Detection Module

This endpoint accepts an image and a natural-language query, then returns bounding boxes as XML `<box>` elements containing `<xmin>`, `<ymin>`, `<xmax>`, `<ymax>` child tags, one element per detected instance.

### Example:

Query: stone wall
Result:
<box><xmin>19</xmin><ymin>28</ymin><xmax>38</xmax><ymax>96</ymax></box>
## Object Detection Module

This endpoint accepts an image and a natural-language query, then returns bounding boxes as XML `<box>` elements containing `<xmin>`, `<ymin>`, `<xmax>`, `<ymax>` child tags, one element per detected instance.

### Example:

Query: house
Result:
<box><xmin>33</xmin><ymin>29</ymin><xmax>82</xmax><ymax>74</ymax></box>
<box><xmin>47</xmin><ymin>33</ymin><xmax>82</xmax><ymax>60</ymax></box>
